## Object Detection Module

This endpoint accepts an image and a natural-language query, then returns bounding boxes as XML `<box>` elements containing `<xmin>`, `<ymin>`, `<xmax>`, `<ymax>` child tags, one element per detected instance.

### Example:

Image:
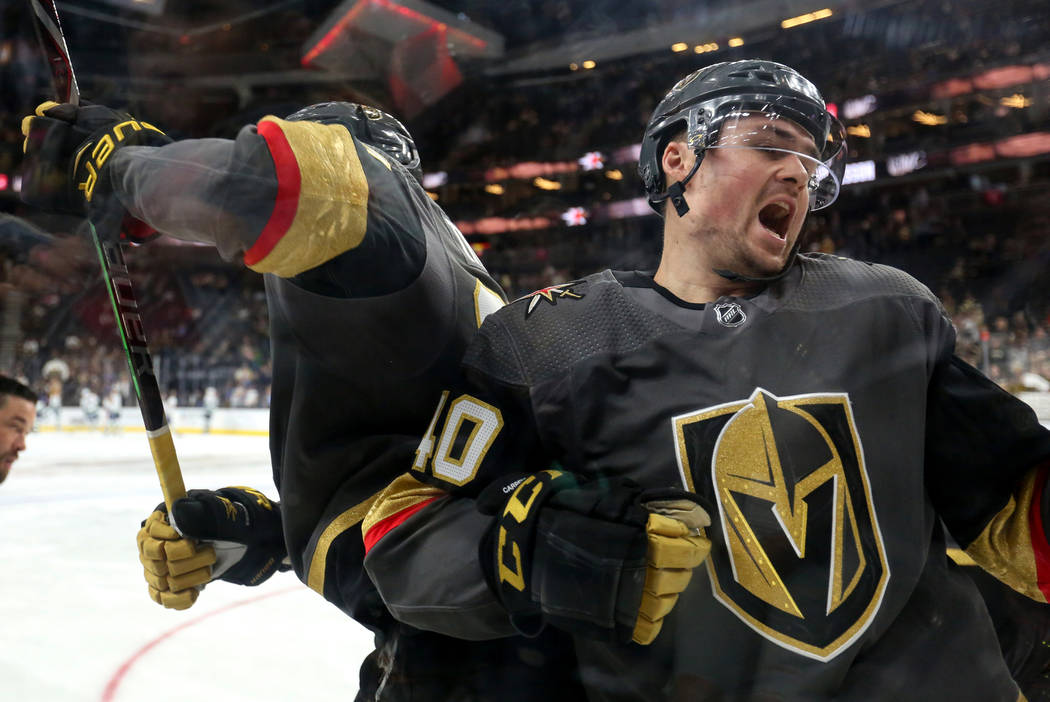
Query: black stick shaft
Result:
<box><xmin>27</xmin><ymin>0</ymin><xmax>186</xmax><ymax>509</ymax></box>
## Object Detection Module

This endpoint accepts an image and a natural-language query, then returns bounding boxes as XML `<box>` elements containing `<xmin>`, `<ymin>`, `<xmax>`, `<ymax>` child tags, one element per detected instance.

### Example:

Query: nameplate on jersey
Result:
<box><xmin>672</xmin><ymin>388</ymin><xmax>889</xmax><ymax>661</ymax></box>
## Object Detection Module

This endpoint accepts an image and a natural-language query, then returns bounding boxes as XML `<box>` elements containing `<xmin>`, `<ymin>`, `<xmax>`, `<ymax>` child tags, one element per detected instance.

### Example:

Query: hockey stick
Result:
<box><xmin>27</xmin><ymin>0</ymin><xmax>187</xmax><ymax>511</ymax></box>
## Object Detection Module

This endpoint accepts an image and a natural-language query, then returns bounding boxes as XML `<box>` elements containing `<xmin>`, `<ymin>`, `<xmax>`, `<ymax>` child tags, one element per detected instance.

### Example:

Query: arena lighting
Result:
<box><xmin>694</xmin><ymin>43</ymin><xmax>718</xmax><ymax>54</ymax></box>
<box><xmin>781</xmin><ymin>8</ymin><xmax>832</xmax><ymax>29</ymax></box>
<box><xmin>579</xmin><ymin>151</ymin><xmax>605</xmax><ymax>171</ymax></box>
<box><xmin>561</xmin><ymin>207</ymin><xmax>588</xmax><ymax>226</ymax></box>
<box><xmin>614</xmin><ymin>143</ymin><xmax>642</xmax><ymax>163</ymax></box>
<box><xmin>533</xmin><ymin>177</ymin><xmax>562</xmax><ymax>190</ymax></box>
<box><xmin>671</xmin><ymin>42</ymin><xmax>689</xmax><ymax>52</ymax></box>
<box><xmin>995</xmin><ymin>132</ymin><xmax>1050</xmax><ymax>159</ymax></box>
<box><xmin>728</xmin><ymin>37</ymin><xmax>744</xmax><ymax>47</ymax></box>
<box><xmin>886</xmin><ymin>151</ymin><xmax>927</xmax><ymax>177</ymax></box>
<box><xmin>582</xmin><ymin>60</ymin><xmax>597</xmax><ymax>69</ymax></box>
<box><xmin>605</xmin><ymin>169</ymin><xmax>624</xmax><ymax>180</ymax></box>
<box><xmin>457</xmin><ymin>216</ymin><xmax>553</xmax><ymax>235</ymax></box>
<box><xmin>12</xmin><ymin>175</ymin><xmax>21</xmax><ymax>193</ymax></box>
<box><xmin>932</xmin><ymin>78</ymin><xmax>973</xmax><ymax>99</ymax></box>
<box><xmin>96</xmin><ymin>0</ymin><xmax>166</xmax><ymax>15</ymax></box>
<box><xmin>1000</xmin><ymin>94</ymin><xmax>1032</xmax><ymax>109</ymax></box>
<box><xmin>0</xmin><ymin>174</ymin><xmax>8</xmax><ymax>191</ymax></box>
<box><xmin>484</xmin><ymin>184</ymin><xmax>505</xmax><ymax>195</ymax></box>
<box><xmin>601</xmin><ymin>197</ymin><xmax>651</xmax><ymax>219</ymax></box>
<box><xmin>426</xmin><ymin>191</ymin><xmax>439</xmax><ymax>201</ymax></box>
<box><xmin>842</xmin><ymin>94</ymin><xmax>877</xmax><ymax>120</ymax></box>
<box><xmin>486</xmin><ymin>161</ymin><xmax>577</xmax><ymax>181</ymax></box>
<box><xmin>913</xmin><ymin>110</ymin><xmax>948</xmax><ymax>126</ymax></box>
<box><xmin>950</xmin><ymin>143</ymin><xmax>996</xmax><ymax>166</ymax></box>
<box><xmin>422</xmin><ymin>171</ymin><xmax>447</xmax><ymax>188</ymax></box>
<box><xmin>841</xmin><ymin>160</ymin><xmax>875</xmax><ymax>185</ymax></box>
<box><xmin>569</xmin><ymin>62</ymin><xmax>579</xmax><ymax>71</ymax></box>
<box><xmin>301</xmin><ymin>0</ymin><xmax>500</xmax><ymax>67</ymax></box>
<box><xmin>931</xmin><ymin>62</ymin><xmax>1050</xmax><ymax>99</ymax></box>
<box><xmin>847</xmin><ymin>125</ymin><xmax>871</xmax><ymax>138</ymax></box>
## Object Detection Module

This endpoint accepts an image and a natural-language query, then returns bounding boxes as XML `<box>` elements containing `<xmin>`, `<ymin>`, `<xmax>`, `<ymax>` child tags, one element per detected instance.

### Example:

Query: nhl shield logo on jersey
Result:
<box><xmin>671</xmin><ymin>388</ymin><xmax>888</xmax><ymax>661</ymax></box>
<box><xmin>516</xmin><ymin>282</ymin><xmax>585</xmax><ymax>318</ymax></box>
<box><xmin>714</xmin><ymin>302</ymin><xmax>747</xmax><ymax>327</ymax></box>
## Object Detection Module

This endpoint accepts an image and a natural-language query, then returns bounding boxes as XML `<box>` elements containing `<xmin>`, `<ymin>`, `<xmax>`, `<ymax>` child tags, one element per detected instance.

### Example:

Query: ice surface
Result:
<box><xmin>0</xmin><ymin>431</ymin><xmax>373</xmax><ymax>702</ymax></box>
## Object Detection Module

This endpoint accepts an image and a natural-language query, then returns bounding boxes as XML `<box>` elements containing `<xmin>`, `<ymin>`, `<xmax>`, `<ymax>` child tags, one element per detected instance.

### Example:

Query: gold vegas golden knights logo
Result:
<box><xmin>672</xmin><ymin>388</ymin><xmax>889</xmax><ymax>661</ymax></box>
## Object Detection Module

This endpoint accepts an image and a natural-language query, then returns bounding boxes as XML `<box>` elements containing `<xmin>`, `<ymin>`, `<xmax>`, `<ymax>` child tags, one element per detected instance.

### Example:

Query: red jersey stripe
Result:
<box><xmin>245</xmin><ymin>120</ymin><xmax>302</xmax><ymax>266</ymax></box>
<box><xmin>1028</xmin><ymin>466</ymin><xmax>1050</xmax><ymax>601</ymax></box>
<box><xmin>363</xmin><ymin>497</ymin><xmax>438</xmax><ymax>554</ymax></box>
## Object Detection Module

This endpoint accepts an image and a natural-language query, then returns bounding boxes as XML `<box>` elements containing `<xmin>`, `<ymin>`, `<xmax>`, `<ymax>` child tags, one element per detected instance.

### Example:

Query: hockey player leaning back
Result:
<box><xmin>355</xmin><ymin>60</ymin><xmax>1050</xmax><ymax>701</ymax></box>
<box><xmin>19</xmin><ymin>101</ymin><xmax>585</xmax><ymax>697</ymax></box>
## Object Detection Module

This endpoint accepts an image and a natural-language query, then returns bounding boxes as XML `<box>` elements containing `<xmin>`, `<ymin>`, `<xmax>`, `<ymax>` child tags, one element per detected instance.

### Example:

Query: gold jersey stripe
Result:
<box><xmin>362</xmin><ymin>473</ymin><xmax>446</xmax><ymax>538</ymax></box>
<box><xmin>305</xmin><ymin>494</ymin><xmax>380</xmax><ymax>595</ymax></box>
<box><xmin>964</xmin><ymin>469</ymin><xmax>1047</xmax><ymax>603</ymax></box>
<box><xmin>946</xmin><ymin>547</ymin><xmax>977</xmax><ymax>567</ymax></box>
<box><xmin>248</xmin><ymin>116</ymin><xmax>370</xmax><ymax>277</ymax></box>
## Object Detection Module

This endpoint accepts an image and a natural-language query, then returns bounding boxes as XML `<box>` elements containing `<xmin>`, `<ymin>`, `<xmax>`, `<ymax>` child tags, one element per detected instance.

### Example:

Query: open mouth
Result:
<box><xmin>758</xmin><ymin>201</ymin><xmax>793</xmax><ymax>240</ymax></box>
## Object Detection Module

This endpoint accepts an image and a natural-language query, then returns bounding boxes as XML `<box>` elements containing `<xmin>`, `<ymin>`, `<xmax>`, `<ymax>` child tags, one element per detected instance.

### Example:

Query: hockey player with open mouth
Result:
<box><xmin>359</xmin><ymin>60</ymin><xmax>1050</xmax><ymax>701</ymax></box>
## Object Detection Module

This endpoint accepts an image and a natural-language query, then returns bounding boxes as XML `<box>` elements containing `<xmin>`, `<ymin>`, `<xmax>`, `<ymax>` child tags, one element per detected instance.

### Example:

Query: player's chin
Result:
<box><xmin>742</xmin><ymin>249</ymin><xmax>792</xmax><ymax>278</ymax></box>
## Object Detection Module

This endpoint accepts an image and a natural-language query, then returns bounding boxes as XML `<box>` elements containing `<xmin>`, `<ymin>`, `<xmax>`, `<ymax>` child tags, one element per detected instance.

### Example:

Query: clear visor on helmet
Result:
<box><xmin>691</xmin><ymin>103</ymin><xmax>847</xmax><ymax>211</ymax></box>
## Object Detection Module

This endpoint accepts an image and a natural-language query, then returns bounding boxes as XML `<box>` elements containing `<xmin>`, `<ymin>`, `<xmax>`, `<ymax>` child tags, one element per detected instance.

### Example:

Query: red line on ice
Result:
<box><xmin>101</xmin><ymin>585</ymin><xmax>300</xmax><ymax>702</ymax></box>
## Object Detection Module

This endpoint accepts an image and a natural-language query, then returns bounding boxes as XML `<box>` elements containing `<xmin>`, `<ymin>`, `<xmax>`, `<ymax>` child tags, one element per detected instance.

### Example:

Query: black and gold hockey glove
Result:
<box><xmin>137</xmin><ymin>486</ymin><xmax>290</xmax><ymax>610</ymax></box>
<box><xmin>478</xmin><ymin>471</ymin><xmax>711</xmax><ymax>645</ymax></box>
<box><xmin>20</xmin><ymin>101</ymin><xmax>171</xmax><ymax>243</ymax></box>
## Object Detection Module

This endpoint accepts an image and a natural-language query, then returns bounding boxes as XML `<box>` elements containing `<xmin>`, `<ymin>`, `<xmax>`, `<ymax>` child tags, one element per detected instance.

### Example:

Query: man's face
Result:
<box><xmin>0</xmin><ymin>396</ymin><xmax>35</xmax><ymax>485</ymax></box>
<box><xmin>670</xmin><ymin>114</ymin><xmax>819</xmax><ymax>277</ymax></box>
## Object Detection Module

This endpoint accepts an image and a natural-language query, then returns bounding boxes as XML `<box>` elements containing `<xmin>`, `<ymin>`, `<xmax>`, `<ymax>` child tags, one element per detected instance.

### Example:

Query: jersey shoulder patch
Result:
<box><xmin>513</xmin><ymin>280</ymin><xmax>589</xmax><ymax>318</ymax></box>
<box><xmin>466</xmin><ymin>270</ymin><xmax>681</xmax><ymax>386</ymax></box>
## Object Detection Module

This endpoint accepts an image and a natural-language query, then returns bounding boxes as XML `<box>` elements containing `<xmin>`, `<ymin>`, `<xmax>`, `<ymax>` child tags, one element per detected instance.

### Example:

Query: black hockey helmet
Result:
<box><xmin>638</xmin><ymin>60</ymin><xmax>846</xmax><ymax>216</ymax></box>
<box><xmin>285</xmin><ymin>102</ymin><xmax>422</xmax><ymax>183</ymax></box>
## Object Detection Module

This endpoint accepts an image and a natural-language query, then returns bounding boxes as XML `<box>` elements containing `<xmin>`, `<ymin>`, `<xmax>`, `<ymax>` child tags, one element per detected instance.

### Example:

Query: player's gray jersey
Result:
<box><xmin>407</xmin><ymin>253</ymin><xmax>1049</xmax><ymax>701</ymax></box>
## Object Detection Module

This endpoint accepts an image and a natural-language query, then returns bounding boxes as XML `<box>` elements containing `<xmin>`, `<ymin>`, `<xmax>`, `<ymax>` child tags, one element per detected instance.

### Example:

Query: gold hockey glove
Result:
<box><xmin>137</xmin><ymin>486</ymin><xmax>288</xmax><ymax>611</ymax></box>
<box><xmin>632</xmin><ymin>499</ymin><xmax>711</xmax><ymax>644</ymax></box>
<box><xmin>137</xmin><ymin>508</ymin><xmax>216</xmax><ymax>610</ymax></box>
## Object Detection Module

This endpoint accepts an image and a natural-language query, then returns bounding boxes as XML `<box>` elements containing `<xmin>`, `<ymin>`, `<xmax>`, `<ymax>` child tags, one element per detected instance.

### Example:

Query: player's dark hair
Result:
<box><xmin>0</xmin><ymin>375</ymin><xmax>36</xmax><ymax>408</ymax></box>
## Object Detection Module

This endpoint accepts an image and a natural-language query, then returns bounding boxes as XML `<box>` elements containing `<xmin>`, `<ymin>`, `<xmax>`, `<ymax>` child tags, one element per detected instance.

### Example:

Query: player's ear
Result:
<box><xmin>662</xmin><ymin>140</ymin><xmax>691</xmax><ymax>181</ymax></box>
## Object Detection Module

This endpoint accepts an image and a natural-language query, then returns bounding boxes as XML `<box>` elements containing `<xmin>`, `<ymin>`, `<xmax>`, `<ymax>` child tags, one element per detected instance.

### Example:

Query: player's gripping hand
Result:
<box><xmin>20</xmin><ymin>101</ymin><xmax>170</xmax><ymax>242</ymax></box>
<box><xmin>137</xmin><ymin>487</ymin><xmax>289</xmax><ymax>610</ymax></box>
<box><xmin>633</xmin><ymin>497</ymin><xmax>711</xmax><ymax>644</ymax></box>
<box><xmin>478</xmin><ymin>471</ymin><xmax>711</xmax><ymax>645</ymax></box>
<box><xmin>137</xmin><ymin>507</ymin><xmax>216</xmax><ymax>610</ymax></box>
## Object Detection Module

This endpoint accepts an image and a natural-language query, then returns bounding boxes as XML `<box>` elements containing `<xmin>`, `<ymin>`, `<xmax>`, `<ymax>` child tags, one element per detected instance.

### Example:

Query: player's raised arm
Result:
<box><xmin>20</xmin><ymin>101</ymin><xmax>427</xmax><ymax>282</ymax></box>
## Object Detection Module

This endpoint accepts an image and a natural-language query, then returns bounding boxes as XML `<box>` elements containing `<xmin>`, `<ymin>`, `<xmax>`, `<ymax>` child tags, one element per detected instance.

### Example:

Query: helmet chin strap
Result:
<box><xmin>713</xmin><ymin>240</ymin><xmax>802</xmax><ymax>283</ymax></box>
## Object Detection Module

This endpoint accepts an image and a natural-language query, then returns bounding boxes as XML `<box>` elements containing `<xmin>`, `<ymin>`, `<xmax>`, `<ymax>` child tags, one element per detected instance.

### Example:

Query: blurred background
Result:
<box><xmin>0</xmin><ymin>0</ymin><xmax>1048</xmax><ymax>423</ymax></box>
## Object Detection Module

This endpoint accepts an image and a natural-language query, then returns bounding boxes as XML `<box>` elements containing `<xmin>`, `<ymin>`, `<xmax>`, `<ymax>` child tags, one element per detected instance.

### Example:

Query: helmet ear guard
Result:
<box><xmin>645</xmin><ymin>106</ymin><xmax>712</xmax><ymax>217</ymax></box>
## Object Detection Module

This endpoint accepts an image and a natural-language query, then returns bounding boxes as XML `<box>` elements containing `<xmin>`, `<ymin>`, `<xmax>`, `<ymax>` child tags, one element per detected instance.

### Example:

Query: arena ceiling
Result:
<box><xmin>17</xmin><ymin>0</ymin><xmax>905</xmax><ymax>97</ymax></box>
